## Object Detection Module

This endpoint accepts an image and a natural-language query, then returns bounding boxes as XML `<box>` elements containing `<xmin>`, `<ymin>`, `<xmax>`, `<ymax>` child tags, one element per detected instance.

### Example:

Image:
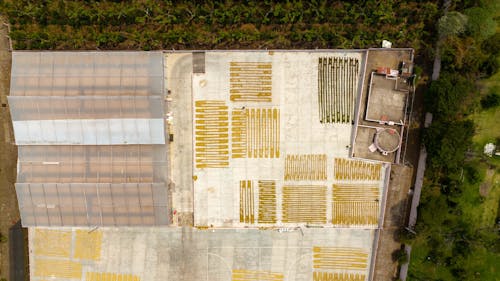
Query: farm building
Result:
<box><xmin>9</xmin><ymin>51</ymin><xmax>170</xmax><ymax>227</ymax></box>
<box><xmin>9</xmin><ymin>49</ymin><xmax>415</xmax><ymax>281</ymax></box>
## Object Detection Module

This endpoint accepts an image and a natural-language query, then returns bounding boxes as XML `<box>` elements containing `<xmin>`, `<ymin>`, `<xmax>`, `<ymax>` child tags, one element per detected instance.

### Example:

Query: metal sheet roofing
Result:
<box><xmin>17</xmin><ymin>182</ymin><xmax>169</xmax><ymax>226</ymax></box>
<box><xmin>9</xmin><ymin>51</ymin><xmax>166</xmax><ymax>146</ymax></box>
<box><xmin>10</xmin><ymin>51</ymin><xmax>164</xmax><ymax>97</ymax></box>
<box><xmin>10</xmin><ymin>52</ymin><xmax>169</xmax><ymax>226</ymax></box>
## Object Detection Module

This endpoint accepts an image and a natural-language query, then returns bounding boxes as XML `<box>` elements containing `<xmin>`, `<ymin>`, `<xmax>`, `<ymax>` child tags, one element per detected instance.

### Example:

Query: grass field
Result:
<box><xmin>409</xmin><ymin>174</ymin><xmax>499</xmax><ymax>280</ymax></box>
<box><xmin>472</xmin><ymin>107</ymin><xmax>500</xmax><ymax>149</ymax></box>
<box><xmin>474</xmin><ymin>59</ymin><xmax>500</xmax><ymax>152</ymax></box>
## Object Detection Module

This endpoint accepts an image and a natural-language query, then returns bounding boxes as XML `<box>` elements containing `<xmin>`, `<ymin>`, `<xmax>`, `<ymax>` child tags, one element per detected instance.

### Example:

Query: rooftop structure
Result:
<box><xmin>351</xmin><ymin>49</ymin><xmax>414</xmax><ymax>163</ymax></box>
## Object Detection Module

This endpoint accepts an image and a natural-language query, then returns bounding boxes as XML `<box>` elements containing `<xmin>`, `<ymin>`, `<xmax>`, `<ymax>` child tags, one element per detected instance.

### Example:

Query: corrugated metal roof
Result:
<box><xmin>10</xmin><ymin>52</ymin><xmax>164</xmax><ymax>97</ymax></box>
<box><xmin>17</xmin><ymin>145</ymin><xmax>168</xmax><ymax>183</ymax></box>
<box><xmin>16</xmin><ymin>182</ymin><xmax>169</xmax><ymax>226</ymax></box>
<box><xmin>12</xmin><ymin>118</ymin><xmax>165</xmax><ymax>145</ymax></box>
<box><xmin>10</xmin><ymin>52</ymin><xmax>170</xmax><ymax>226</ymax></box>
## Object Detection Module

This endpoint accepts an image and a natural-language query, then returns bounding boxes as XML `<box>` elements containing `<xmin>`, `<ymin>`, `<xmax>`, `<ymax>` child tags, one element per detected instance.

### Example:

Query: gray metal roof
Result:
<box><xmin>10</xmin><ymin>52</ymin><xmax>170</xmax><ymax>227</ymax></box>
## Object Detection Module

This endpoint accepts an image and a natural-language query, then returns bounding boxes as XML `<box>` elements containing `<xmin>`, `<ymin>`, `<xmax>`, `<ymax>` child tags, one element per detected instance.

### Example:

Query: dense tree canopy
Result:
<box><xmin>424</xmin><ymin>73</ymin><xmax>474</xmax><ymax>121</ymax></box>
<box><xmin>464</xmin><ymin>7</ymin><xmax>497</xmax><ymax>41</ymax></box>
<box><xmin>0</xmin><ymin>0</ymin><xmax>440</xmax><ymax>51</ymax></box>
<box><xmin>424</xmin><ymin>120</ymin><xmax>474</xmax><ymax>172</ymax></box>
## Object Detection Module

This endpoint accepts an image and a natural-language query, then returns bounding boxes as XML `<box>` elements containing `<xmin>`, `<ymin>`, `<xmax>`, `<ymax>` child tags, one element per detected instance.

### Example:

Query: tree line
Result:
<box><xmin>0</xmin><ymin>0</ymin><xmax>439</xmax><ymax>51</ymax></box>
<box><xmin>409</xmin><ymin>0</ymin><xmax>499</xmax><ymax>279</ymax></box>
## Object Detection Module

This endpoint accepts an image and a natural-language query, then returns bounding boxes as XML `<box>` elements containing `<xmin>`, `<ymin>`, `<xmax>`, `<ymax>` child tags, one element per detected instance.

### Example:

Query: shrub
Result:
<box><xmin>480</xmin><ymin>93</ymin><xmax>500</xmax><ymax>109</ymax></box>
<box><xmin>397</xmin><ymin>228</ymin><xmax>416</xmax><ymax>244</ymax></box>
<box><xmin>438</xmin><ymin>11</ymin><xmax>468</xmax><ymax>38</ymax></box>
<box><xmin>482</xmin><ymin>32</ymin><xmax>500</xmax><ymax>56</ymax></box>
<box><xmin>0</xmin><ymin>232</ymin><xmax>7</xmax><ymax>243</ymax></box>
<box><xmin>392</xmin><ymin>248</ymin><xmax>409</xmax><ymax>264</ymax></box>
<box><xmin>464</xmin><ymin>162</ymin><xmax>484</xmax><ymax>184</ymax></box>
<box><xmin>479</xmin><ymin>55</ymin><xmax>499</xmax><ymax>77</ymax></box>
<box><xmin>464</xmin><ymin>7</ymin><xmax>497</xmax><ymax>41</ymax></box>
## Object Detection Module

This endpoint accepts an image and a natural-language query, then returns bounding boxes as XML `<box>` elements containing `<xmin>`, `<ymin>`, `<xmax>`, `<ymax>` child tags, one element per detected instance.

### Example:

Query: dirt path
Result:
<box><xmin>0</xmin><ymin>16</ymin><xmax>21</xmax><ymax>281</ymax></box>
<box><xmin>431</xmin><ymin>0</ymin><xmax>451</xmax><ymax>81</ymax></box>
<box><xmin>372</xmin><ymin>165</ymin><xmax>413</xmax><ymax>281</ymax></box>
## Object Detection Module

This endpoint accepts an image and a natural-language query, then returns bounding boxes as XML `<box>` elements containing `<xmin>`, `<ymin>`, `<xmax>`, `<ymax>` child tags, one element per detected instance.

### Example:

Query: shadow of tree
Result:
<box><xmin>9</xmin><ymin>220</ymin><xmax>26</xmax><ymax>281</ymax></box>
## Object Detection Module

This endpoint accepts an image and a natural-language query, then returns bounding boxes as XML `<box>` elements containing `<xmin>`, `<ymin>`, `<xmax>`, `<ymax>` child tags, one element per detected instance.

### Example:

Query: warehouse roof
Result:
<box><xmin>10</xmin><ymin>51</ymin><xmax>170</xmax><ymax>227</ymax></box>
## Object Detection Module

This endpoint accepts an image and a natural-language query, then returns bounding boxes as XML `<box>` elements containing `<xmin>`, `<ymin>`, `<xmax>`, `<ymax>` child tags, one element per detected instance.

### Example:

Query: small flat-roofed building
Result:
<box><xmin>351</xmin><ymin>49</ymin><xmax>414</xmax><ymax>163</ymax></box>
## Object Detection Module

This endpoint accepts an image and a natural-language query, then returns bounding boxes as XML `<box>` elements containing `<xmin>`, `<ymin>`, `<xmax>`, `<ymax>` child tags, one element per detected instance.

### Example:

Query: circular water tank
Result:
<box><xmin>374</xmin><ymin>128</ymin><xmax>401</xmax><ymax>154</ymax></box>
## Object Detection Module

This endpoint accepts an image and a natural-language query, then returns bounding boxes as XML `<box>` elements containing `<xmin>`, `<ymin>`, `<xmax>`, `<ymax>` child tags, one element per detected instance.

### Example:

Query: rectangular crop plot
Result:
<box><xmin>312</xmin><ymin>246</ymin><xmax>368</xmax><ymax>271</ymax></box>
<box><xmin>195</xmin><ymin>100</ymin><xmax>229</xmax><ymax>168</ymax></box>
<box><xmin>232</xmin><ymin>269</ymin><xmax>284</xmax><ymax>281</ymax></box>
<box><xmin>313</xmin><ymin>272</ymin><xmax>366</xmax><ymax>281</ymax></box>
<box><xmin>34</xmin><ymin>259</ymin><xmax>82</xmax><ymax>279</ymax></box>
<box><xmin>284</xmin><ymin>154</ymin><xmax>327</xmax><ymax>181</ymax></box>
<box><xmin>258</xmin><ymin>180</ymin><xmax>277</xmax><ymax>223</ymax></box>
<box><xmin>34</xmin><ymin>229</ymin><xmax>72</xmax><ymax>257</ymax></box>
<box><xmin>247</xmin><ymin>108</ymin><xmax>280</xmax><ymax>158</ymax></box>
<box><xmin>332</xmin><ymin>184</ymin><xmax>379</xmax><ymax>226</ymax></box>
<box><xmin>333</xmin><ymin>158</ymin><xmax>382</xmax><ymax>181</ymax></box>
<box><xmin>318</xmin><ymin>57</ymin><xmax>359</xmax><ymax>124</ymax></box>
<box><xmin>282</xmin><ymin>185</ymin><xmax>327</xmax><ymax>224</ymax></box>
<box><xmin>231</xmin><ymin>108</ymin><xmax>248</xmax><ymax>158</ymax></box>
<box><xmin>332</xmin><ymin>202</ymin><xmax>379</xmax><ymax>226</ymax></box>
<box><xmin>332</xmin><ymin>184</ymin><xmax>379</xmax><ymax>201</ymax></box>
<box><xmin>86</xmin><ymin>272</ymin><xmax>140</xmax><ymax>281</ymax></box>
<box><xmin>74</xmin><ymin>229</ymin><xmax>103</xmax><ymax>260</ymax></box>
<box><xmin>231</xmin><ymin>108</ymin><xmax>280</xmax><ymax>158</ymax></box>
<box><xmin>240</xmin><ymin>180</ymin><xmax>255</xmax><ymax>224</ymax></box>
<box><xmin>230</xmin><ymin>62</ymin><xmax>272</xmax><ymax>102</ymax></box>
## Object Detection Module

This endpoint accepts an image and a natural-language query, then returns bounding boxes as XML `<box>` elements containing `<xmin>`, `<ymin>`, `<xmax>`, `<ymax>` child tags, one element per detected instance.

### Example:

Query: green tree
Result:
<box><xmin>438</xmin><ymin>11</ymin><xmax>468</xmax><ymax>38</ymax></box>
<box><xmin>424</xmin><ymin>120</ymin><xmax>475</xmax><ymax>172</ymax></box>
<box><xmin>0</xmin><ymin>232</ymin><xmax>7</xmax><ymax>243</ymax></box>
<box><xmin>424</xmin><ymin>73</ymin><xmax>474</xmax><ymax>121</ymax></box>
<box><xmin>464</xmin><ymin>7</ymin><xmax>497</xmax><ymax>41</ymax></box>
<box><xmin>480</xmin><ymin>92</ymin><xmax>500</xmax><ymax>109</ymax></box>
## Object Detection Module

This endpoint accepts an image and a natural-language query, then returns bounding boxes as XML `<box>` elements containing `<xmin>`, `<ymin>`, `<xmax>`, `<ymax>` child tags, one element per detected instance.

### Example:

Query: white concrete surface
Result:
<box><xmin>29</xmin><ymin>227</ymin><xmax>375</xmax><ymax>281</ymax></box>
<box><xmin>174</xmin><ymin>51</ymin><xmax>381</xmax><ymax>227</ymax></box>
<box><xmin>167</xmin><ymin>53</ymin><xmax>195</xmax><ymax>215</ymax></box>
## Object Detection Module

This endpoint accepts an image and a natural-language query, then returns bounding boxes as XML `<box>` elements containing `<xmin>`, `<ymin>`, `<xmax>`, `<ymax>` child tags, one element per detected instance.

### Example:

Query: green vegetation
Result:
<box><xmin>409</xmin><ymin>1</ymin><xmax>500</xmax><ymax>280</ymax></box>
<box><xmin>473</xmin><ymin>104</ymin><xmax>500</xmax><ymax>150</ymax></box>
<box><xmin>424</xmin><ymin>119</ymin><xmax>475</xmax><ymax>173</ymax></box>
<box><xmin>464</xmin><ymin>7</ymin><xmax>497</xmax><ymax>40</ymax></box>
<box><xmin>0</xmin><ymin>0</ymin><xmax>440</xmax><ymax>51</ymax></box>
<box><xmin>438</xmin><ymin>11</ymin><xmax>468</xmax><ymax>38</ymax></box>
<box><xmin>393</xmin><ymin>248</ymin><xmax>409</xmax><ymax>265</ymax></box>
<box><xmin>424</xmin><ymin>73</ymin><xmax>474</xmax><ymax>121</ymax></box>
<box><xmin>480</xmin><ymin>93</ymin><xmax>499</xmax><ymax>109</ymax></box>
<box><xmin>0</xmin><ymin>231</ymin><xmax>6</xmax><ymax>243</ymax></box>
<box><xmin>409</xmin><ymin>160</ymin><xmax>499</xmax><ymax>280</ymax></box>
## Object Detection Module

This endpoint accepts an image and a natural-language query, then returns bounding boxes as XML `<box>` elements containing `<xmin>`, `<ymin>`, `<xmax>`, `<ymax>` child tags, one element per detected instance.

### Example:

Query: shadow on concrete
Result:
<box><xmin>9</xmin><ymin>220</ymin><xmax>26</xmax><ymax>281</ymax></box>
<box><xmin>390</xmin><ymin>196</ymin><xmax>409</xmax><ymax>226</ymax></box>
